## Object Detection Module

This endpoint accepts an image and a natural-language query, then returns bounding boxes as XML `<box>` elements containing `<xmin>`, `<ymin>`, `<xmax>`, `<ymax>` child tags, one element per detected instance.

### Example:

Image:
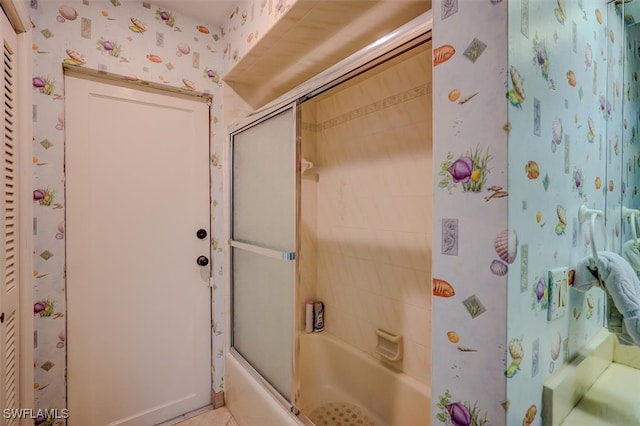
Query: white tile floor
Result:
<box><xmin>171</xmin><ymin>407</ymin><xmax>237</xmax><ymax>426</ymax></box>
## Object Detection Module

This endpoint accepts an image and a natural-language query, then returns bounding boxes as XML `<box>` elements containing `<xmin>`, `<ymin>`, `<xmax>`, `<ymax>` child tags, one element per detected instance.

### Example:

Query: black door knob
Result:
<box><xmin>196</xmin><ymin>229</ymin><xmax>208</xmax><ymax>239</ymax></box>
<box><xmin>197</xmin><ymin>256</ymin><xmax>209</xmax><ymax>267</ymax></box>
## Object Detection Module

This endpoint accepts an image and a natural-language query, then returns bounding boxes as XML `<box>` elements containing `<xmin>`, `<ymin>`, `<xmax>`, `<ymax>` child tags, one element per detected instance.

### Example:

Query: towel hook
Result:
<box><xmin>578</xmin><ymin>205</ymin><xmax>607</xmax><ymax>264</ymax></box>
<box><xmin>622</xmin><ymin>207</ymin><xmax>640</xmax><ymax>246</ymax></box>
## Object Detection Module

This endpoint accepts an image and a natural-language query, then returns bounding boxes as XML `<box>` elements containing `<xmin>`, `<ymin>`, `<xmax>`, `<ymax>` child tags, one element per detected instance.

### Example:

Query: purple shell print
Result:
<box><xmin>536</xmin><ymin>278</ymin><xmax>545</xmax><ymax>302</ymax></box>
<box><xmin>447</xmin><ymin>402</ymin><xmax>472</xmax><ymax>426</ymax></box>
<box><xmin>448</xmin><ymin>156</ymin><xmax>473</xmax><ymax>183</ymax></box>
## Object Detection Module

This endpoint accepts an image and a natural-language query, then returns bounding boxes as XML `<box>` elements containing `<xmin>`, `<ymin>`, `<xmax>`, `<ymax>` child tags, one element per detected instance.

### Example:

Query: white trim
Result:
<box><xmin>0</xmin><ymin>0</ymin><xmax>30</xmax><ymax>33</ymax></box>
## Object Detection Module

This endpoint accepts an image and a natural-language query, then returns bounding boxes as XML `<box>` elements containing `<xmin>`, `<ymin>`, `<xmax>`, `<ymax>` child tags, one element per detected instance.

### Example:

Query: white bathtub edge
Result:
<box><xmin>225</xmin><ymin>352</ymin><xmax>302</xmax><ymax>426</ymax></box>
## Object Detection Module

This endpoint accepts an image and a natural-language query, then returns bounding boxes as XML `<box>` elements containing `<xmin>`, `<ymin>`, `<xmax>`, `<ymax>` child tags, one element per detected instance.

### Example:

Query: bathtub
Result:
<box><xmin>298</xmin><ymin>332</ymin><xmax>431</xmax><ymax>425</ymax></box>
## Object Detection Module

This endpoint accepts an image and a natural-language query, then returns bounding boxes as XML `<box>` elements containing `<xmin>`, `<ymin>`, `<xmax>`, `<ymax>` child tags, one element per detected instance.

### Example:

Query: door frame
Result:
<box><xmin>62</xmin><ymin>66</ymin><xmax>214</xmax><ymax>421</ymax></box>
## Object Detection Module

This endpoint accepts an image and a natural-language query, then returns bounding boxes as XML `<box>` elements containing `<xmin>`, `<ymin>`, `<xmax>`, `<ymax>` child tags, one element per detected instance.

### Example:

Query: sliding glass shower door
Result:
<box><xmin>229</xmin><ymin>104</ymin><xmax>299</xmax><ymax>402</ymax></box>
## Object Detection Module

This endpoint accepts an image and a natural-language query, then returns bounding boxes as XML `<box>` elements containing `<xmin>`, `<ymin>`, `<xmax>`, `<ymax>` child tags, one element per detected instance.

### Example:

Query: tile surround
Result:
<box><xmin>301</xmin><ymin>47</ymin><xmax>431</xmax><ymax>384</ymax></box>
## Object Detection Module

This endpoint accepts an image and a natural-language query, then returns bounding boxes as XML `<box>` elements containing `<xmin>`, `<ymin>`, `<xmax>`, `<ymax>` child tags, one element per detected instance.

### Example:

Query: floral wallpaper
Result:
<box><xmin>432</xmin><ymin>1</ymin><xmax>508</xmax><ymax>425</ymax></box>
<box><xmin>506</xmin><ymin>0</ymin><xmax>617</xmax><ymax>425</ymax></box>
<box><xmin>30</xmin><ymin>0</ymin><xmax>228</xmax><ymax>414</ymax></box>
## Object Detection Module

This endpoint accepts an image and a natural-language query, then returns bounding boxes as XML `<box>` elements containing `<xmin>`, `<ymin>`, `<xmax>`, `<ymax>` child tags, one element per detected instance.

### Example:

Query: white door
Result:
<box><xmin>65</xmin><ymin>74</ymin><xmax>211</xmax><ymax>426</ymax></box>
<box><xmin>0</xmin><ymin>8</ymin><xmax>20</xmax><ymax>424</ymax></box>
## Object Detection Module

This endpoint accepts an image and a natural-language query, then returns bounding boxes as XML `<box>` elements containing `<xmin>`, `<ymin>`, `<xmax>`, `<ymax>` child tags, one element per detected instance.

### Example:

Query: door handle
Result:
<box><xmin>196</xmin><ymin>256</ymin><xmax>209</xmax><ymax>267</ymax></box>
<box><xmin>0</xmin><ymin>312</ymin><xmax>4</xmax><ymax>323</ymax></box>
<box><xmin>196</xmin><ymin>229</ymin><xmax>208</xmax><ymax>239</ymax></box>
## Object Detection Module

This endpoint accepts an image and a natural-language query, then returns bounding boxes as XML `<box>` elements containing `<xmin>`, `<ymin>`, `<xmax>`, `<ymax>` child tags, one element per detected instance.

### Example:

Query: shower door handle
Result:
<box><xmin>196</xmin><ymin>256</ymin><xmax>209</xmax><ymax>267</ymax></box>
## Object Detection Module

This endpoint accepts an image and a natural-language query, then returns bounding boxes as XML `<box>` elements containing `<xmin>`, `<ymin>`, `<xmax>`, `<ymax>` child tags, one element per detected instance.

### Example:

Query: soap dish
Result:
<box><xmin>375</xmin><ymin>329</ymin><xmax>403</xmax><ymax>362</ymax></box>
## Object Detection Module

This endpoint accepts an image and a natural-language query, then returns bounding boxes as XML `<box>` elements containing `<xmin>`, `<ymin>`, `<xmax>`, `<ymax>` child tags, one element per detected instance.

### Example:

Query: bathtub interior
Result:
<box><xmin>298</xmin><ymin>332</ymin><xmax>430</xmax><ymax>426</ymax></box>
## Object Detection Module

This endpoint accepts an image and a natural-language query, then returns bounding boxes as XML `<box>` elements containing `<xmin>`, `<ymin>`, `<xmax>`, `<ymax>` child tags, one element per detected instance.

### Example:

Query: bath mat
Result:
<box><xmin>307</xmin><ymin>401</ymin><xmax>376</xmax><ymax>426</ymax></box>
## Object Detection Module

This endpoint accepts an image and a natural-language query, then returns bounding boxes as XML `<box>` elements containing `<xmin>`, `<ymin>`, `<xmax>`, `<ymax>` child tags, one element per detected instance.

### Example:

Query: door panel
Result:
<box><xmin>65</xmin><ymin>75</ymin><xmax>211</xmax><ymax>426</ymax></box>
<box><xmin>230</xmin><ymin>106</ymin><xmax>298</xmax><ymax>401</ymax></box>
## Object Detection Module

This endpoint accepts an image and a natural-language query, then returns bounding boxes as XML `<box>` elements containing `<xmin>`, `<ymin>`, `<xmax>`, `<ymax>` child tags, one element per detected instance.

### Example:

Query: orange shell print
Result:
<box><xmin>433</xmin><ymin>278</ymin><xmax>455</xmax><ymax>297</ymax></box>
<box><xmin>433</xmin><ymin>45</ymin><xmax>455</xmax><ymax>66</ymax></box>
<box><xmin>146</xmin><ymin>54</ymin><xmax>162</xmax><ymax>63</ymax></box>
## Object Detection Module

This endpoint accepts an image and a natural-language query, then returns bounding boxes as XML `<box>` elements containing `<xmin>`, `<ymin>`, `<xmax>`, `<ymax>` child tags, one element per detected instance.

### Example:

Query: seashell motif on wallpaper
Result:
<box><xmin>196</xmin><ymin>25</ymin><xmax>210</xmax><ymax>34</ymax></box>
<box><xmin>448</xmin><ymin>89</ymin><xmax>460</xmax><ymax>102</ymax></box>
<box><xmin>146</xmin><ymin>54</ymin><xmax>163</xmax><ymax>63</ymax></box>
<box><xmin>433</xmin><ymin>278</ymin><xmax>455</xmax><ymax>297</ymax></box>
<box><xmin>490</xmin><ymin>259</ymin><xmax>508</xmax><ymax>276</ymax></box>
<box><xmin>509</xmin><ymin>338</ymin><xmax>523</xmax><ymax>360</ymax></box>
<box><xmin>177</xmin><ymin>42</ymin><xmax>191</xmax><ymax>56</ymax></box>
<box><xmin>595</xmin><ymin>8</ymin><xmax>603</xmax><ymax>24</ymax></box>
<box><xmin>555</xmin><ymin>205</ymin><xmax>567</xmax><ymax>235</ymax></box>
<box><xmin>507</xmin><ymin>65</ymin><xmax>525</xmax><ymax>108</ymax></box>
<box><xmin>554</xmin><ymin>0</ymin><xmax>566</xmax><ymax>23</ymax></box>
<box><xmin>532</xmin><ymin>35</ymin><xmax>549</xmax><ymax>80</ymax></box>
<box><xmin>155</xmin><ymin>8</ymin><xmax>176</xmax><ymax>27</ymax></box>
<box><xmin>97</xmin><ymin>38</ymin><xmax>121</xmax><ymax>57</ymax></box>
<box><xmin>586</xmin><ymin>294</ymin><xmax>595</xmax><ymax>319</ymax></box>
<box><xmin>505</xmin><ymin>338</ymin><xmax>524</xmax><ymax>378</ymax></box>
<box><xmin>587</xmin><ymin>116</ymin><xmax>595</xmax><ymax>142</ymax></box>
<box><xmin>446</xmin><ymin>331</ymin><xmax>459</xmax><ymax>343</ymax></box>
<box><xmin>129</xmin><ymin>17</ymin><xmax>147</xmax><ymax>33</ymax></box>
<box><xmin>433</xmin><ymin>44</ymin><xmax>455</xmax><ymax>66</ymax></box>
<box><xmin>550</xmin><ymin>332</ymin><xmax>561</xmax><ymax>361</ymax></box>
<box><xmin>525</xmin><ymin>160</ymin><xmax>539</xmax><ymax>179</ymax></box>
<box><xmin>64</xmin><ymin>49</ymin><xmax>85</xmax><ymax>65</ymax></box>
<box><xmin>523</xmin><ymin>404</ymin><xmax>538</xmax><ymax>426</ymax></box>
<box><xmin>182</xmin><ymin>78</ymin><xmax>195</xmax><ymax>90</ymax></box>
<box><xmin>557</xmin><ymin>205</ymin><xmax>567</xmax><ymax>226</ymax></box>
<box><xmin>585</xmin><ymin>43</ymin><xmax>592</xmax><ymax>69</ymax></box>
<box><xmin>495</xmin><ymin>229</ymin><xmax>518</xmax><ymax>264</ymax></box>
<box><xmin>436</xmin><ymin>391</ymin><xmax>489</xmax><ymax>426</ymax></box>
<box><xmin>552</xmin><ymin>118</ymin><xmax>563</xmax><ymax>146</ymax></box>
<box><xmin>58</xmin><ymin>5</ymin><xmax>78</xmax><ymax>21</ymax></box>
<box><xmin>566</xmin><ymin>70</ymin><xmax>577</xmax><ymax>87</ymax></box>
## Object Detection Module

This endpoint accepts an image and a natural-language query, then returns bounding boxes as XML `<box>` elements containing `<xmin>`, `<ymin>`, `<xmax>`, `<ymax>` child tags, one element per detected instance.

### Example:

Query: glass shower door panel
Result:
<box><xmin>233</xmin><ymin>108</ymin><xmax>295</xmax><ymax>251</ymax></box>
<box><xmin>232</xmin><ymin>248</ymin><xmax>293</xmax><ymax>398</ymax></box>
<box><xmin>231</xmin><ymin>105</ymin><xmax>297</xmax><ymax>402</ymax></box>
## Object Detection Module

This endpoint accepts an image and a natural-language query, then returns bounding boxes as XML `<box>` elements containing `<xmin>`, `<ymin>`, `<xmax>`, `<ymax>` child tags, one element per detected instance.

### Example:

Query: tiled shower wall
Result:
<box><xmin>300</xmin><ymin>48</ymin><xmax>432</xmax><ymax>384</ymax></box>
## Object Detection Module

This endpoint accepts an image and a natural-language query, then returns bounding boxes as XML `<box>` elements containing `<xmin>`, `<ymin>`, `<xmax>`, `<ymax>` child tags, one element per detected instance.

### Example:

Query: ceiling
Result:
<box><xmin>143</xmin><ymin>0</ymin><xmax>236</xmax><ymax>28</ymax></box>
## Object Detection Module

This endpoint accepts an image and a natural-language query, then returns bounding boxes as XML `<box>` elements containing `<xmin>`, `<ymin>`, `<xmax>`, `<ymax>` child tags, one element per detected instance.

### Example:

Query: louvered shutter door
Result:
<box><xmin>0</xmin><ymin>7</ymin><xmax>18</xmax><ymax>425</ymax></box>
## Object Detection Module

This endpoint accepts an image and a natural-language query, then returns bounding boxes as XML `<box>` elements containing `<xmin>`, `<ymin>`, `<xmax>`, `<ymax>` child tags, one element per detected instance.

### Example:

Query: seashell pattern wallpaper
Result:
<box><xmin>506</xmin><ymin>1</ymin><xmax>621</xmax><ymax>424</ymax></box>
<box><xmin>434</xmin><ymin>0</ymin><xmax>622</xmax><ymax>424</ymax></box>
<box><xmin>432</xmin><ymin>0</ymin><xmax>509</xmax><ymax>424</ymax></box>
<box><xmin>30</xmin><ymin>0</ymin><xmax>296</xmax><ymax>414</ymax></box>
<box><xmin>621</xmin><ymin>21</ymin><xmax>640</xmax><ymax>247</ymax></box>
<box><xmin>29</xmin><ymin>0</ymin><xmax>635</xmax><ymax>422</ymax></box>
